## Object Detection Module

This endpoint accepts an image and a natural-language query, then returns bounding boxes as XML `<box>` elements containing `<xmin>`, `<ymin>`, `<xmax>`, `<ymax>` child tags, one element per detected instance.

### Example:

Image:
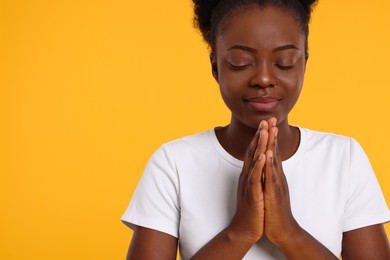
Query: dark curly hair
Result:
<box><xmin>193</xmin><ymin>0</ymin><xmax>318</xmax><ymax>55</ymax></box>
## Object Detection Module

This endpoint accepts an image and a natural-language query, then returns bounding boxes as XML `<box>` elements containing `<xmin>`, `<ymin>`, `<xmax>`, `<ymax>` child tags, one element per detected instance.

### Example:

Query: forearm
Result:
<box><xmin>190</xmin><ymin>226</ymin><xmax>255</xmax><ymax>260</ymax></box>
<box><xmin>275</xmin><ymin>226</ymin><xmax>338</xmax><ymax>260</ymax></box>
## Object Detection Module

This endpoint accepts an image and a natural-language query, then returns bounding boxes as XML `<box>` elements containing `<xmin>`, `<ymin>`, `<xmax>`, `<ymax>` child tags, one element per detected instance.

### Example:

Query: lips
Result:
<box><xmin>243</xmin><ymin>96</ymin><xmax>281</xmax><ymax>111</ymax></box>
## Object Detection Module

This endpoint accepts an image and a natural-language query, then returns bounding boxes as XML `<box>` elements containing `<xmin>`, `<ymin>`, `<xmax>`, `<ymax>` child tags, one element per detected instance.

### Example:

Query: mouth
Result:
<box><xmin>243</xmin><ymin>96</ymin><xmax>281</xmax><ymax>111</ymax></box>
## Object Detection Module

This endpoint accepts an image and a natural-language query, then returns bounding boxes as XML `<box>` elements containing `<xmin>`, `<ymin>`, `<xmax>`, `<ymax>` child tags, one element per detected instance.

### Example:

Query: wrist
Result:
<box><xmin>270</xmin><ymin>223</ymin><xmax>337</xmax><ymax>259</ymax></box>
<box><xmin>225</xmin><ymin>225</ymin><xmax>259</xmax><ymax>246</ymax></box>
<box><xmin>271</xmin><ymin>220</ymin><xmax>303</xmax><ymax>248</ymax></box>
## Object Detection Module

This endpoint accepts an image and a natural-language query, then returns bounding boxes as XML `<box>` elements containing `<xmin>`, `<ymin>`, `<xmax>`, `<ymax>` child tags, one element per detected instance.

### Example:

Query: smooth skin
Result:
<box><xmin>126</xmin><ymin>5</ymin><xmax>390</xmax><ymax>260</ymax></box>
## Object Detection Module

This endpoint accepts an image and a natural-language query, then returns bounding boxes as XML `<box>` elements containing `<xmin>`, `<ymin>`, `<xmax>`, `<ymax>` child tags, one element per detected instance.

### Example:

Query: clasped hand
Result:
<box><xmin>229</xmin><ymin>117</ymin><xmax>299</xmax><ymax>247</ymax></box>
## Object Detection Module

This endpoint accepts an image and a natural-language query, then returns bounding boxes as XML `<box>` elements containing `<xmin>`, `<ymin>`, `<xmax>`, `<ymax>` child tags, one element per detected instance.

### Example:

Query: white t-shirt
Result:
<box><xmin>121</xmin><ymin>127</ymin><xmax>390</xmax><ymax>259</ymax></box>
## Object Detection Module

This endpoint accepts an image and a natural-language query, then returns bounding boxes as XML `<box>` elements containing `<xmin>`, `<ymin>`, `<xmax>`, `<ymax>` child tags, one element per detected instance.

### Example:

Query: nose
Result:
<box><xmin>249</xmin><ymin>62</ymin><xmax>276</xmax><ymax>89</ymax></box>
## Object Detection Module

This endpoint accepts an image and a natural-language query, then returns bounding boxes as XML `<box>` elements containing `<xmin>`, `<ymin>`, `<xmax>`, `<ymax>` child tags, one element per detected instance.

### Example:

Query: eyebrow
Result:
<box><xmin>272</xmin><ymin>44</ymin><xmax>299</xmax><ymax>53</ymax></box>
<box><xmin>228</xmin><ymin>45</ymin><xmax>257</xmax><ymax>53</ymax></box>
<box><xmin>228</xmin><ymin>44</ymin><xmax>300</xmax><ymax>53</ymax></box>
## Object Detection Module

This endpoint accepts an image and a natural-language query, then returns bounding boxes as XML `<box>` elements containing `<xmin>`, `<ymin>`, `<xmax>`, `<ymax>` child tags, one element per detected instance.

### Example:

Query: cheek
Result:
<box><xmin>278</xmin><ymin>62</ymin><xmax>305</xmax><ymax>88</ymax></box>
<box><xmin>278</xmin><ymin>70</ymin><xmax>305</xmax><ymax>106</ymax></box>
<box><xmin>218</xmin><ymin>77</ymin><xmax>245</xmax><ymax>112</ymax></box>
<box><xmin>280</xmin><ymin>74</ymin><xmax>303</xmax><ymax>92</ymax></box>
<box><xmin>218</xmin><ymin>69</ymin><xmax>245</xmax><ymax>97</ymax></box>
<box><xmin>218</xmin><ymin>65</ymin><xmax>251</xmax><ymax>88</ymax></box>
<box><xmin>218</xmin><ymin>82</ymin><xmax>237</xmax><ymax>109</ymax></box>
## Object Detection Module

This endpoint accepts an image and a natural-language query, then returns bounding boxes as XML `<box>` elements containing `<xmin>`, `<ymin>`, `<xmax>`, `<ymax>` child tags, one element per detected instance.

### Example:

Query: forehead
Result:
<box><xmin>216</xmin><ymin>5</ymin><xmax>305</xmax><ymax>52</ymax></box>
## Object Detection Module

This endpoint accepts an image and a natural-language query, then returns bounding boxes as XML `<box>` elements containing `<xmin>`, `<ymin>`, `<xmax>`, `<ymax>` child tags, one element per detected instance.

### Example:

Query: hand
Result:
<box><xmin>192</xmin><ymin>119</ymin><xmax>336</xmax><ymax>259</ymax></box>
<box><xmin>228</xmin><ymin>120</ymin><xmax>269</xmax><ymax>244</ymax></box>
<box><xmin>263</xmin><ymin>118</ymin><xmax>300</xmax><ymax>246</ymax></box>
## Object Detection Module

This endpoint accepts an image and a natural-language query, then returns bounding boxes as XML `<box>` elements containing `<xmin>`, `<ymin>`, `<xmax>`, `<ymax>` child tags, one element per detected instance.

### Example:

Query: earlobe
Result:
<box><xmin>210</xmin><ymin>53</ymin><xmax>219</xmax><ymax>82</ymax></box>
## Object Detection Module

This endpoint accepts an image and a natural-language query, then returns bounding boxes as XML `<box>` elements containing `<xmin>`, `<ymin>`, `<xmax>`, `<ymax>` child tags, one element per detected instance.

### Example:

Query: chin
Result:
<box><xmin>232</xmin><ymin>110</ymin><xmax>285</xmax><ymax>129</ymax></box>
<box><xmin>241</xmin><ymin>115</ymin><xmax>276</xmax><ymax>129</ymax></box>
<box><xmin>252</xmin><ymin>113</ymin><xmax>278</xmax><ymax>124</ymax></box>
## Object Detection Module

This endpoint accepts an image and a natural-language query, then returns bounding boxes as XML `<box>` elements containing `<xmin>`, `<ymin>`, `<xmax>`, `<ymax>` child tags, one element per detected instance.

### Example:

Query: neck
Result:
<box><xmin>215</xmin><ymin>116</ymin><xmax>299</xmax><ymax>161</ymax></box>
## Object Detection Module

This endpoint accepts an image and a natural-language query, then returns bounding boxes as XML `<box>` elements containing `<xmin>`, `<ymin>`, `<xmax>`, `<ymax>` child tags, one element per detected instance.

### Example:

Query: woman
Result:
<box><xmin>122</xmin><ymin>0</ymin><xmax>390</xmax><ymax>259</ymax></box>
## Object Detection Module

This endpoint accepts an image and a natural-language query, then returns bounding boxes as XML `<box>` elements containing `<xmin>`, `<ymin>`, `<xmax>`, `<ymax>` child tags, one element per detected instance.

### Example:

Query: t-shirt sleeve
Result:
<box><xmin>342</xmin><ymin>138</ymin><xmax>390</xmax><ymax>232</ymax></box>
<box><xmin>121</xmin><ymin>144</ymin><xmax>180</xmax><ymax>238</ymax></box>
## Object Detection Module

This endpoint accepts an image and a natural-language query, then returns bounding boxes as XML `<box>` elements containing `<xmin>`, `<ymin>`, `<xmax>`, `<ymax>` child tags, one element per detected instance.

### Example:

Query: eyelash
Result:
<box><xmin>276</xmin><ymin>64</ymin><xmax>294</xmax><ymax>70</ymax></box>
<box><xmin>228</xmin><ymin>62</ymin><xmax>294</xmax><ymax>71</ymax></box>
<box><xmin>228</xmin><ymin>63</ymin><xmax>251</xmax><ymax>71</ymax></box>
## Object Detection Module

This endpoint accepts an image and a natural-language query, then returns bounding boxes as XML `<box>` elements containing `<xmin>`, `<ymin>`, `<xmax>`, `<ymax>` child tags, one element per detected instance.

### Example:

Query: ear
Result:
<box><xmin>210</xmin><ymin>52</ymin><xmax>219</xmax><ymax>83</ymax></box>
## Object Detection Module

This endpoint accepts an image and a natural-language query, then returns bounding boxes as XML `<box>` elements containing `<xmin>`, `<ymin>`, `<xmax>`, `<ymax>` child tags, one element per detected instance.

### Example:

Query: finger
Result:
<box><xmin>240</xmin><ymin>129</ymin><xmax>259</xmax><ymax>197</ymax></box>
<box><xmin>253</xmin><ymin>122</ymin><xmax>269</xmax><ymax>167</ymax></box>
<box><xmin>266</xmin><ymin>126</ymin><xmax>278</xmax><ymax>154</ymax></box>
<box><xmin>268</xmin><ymin>117</ymin><xmax>277</xmax><ymax>128</ymax></box>
<box><xmin>257</xmin><ymin>121</ymin><xmax>269</xmax><ymax>157</ymax></box>
<box><xmin>274</xmin><ymin>128</ymin><xmax>282</xmax><ymax>166</ymax></box>
<box><xmin>268</xmin><ymin>127</ymin><xmax>284</xmax><ymax>177</ymax></box>
<box><xmin>264</xmin><ymin>149</ymin><xmax>282</xmax><ymax>200</ymax></box>
<box><xmin>248</xmin><ymin>153</ymin><xmax>266</xmax><ymax>199</ymax></box>
<box><xmin>273</xmin><ymin>132</ymin><xmax>288</xmax><ymax>185</ymax></box>
<box><xmin>261</xmin><ymin>119</ymin><xmax>269</xmax><ymax>131</ymax></box>
<box><xmin>253</xmin><ymin>121</ymin><xmax>265</xmax><ymax>161</ymax></box>
<box><xmin>241</xmin><ymin>129</ymin><xmax>260</xmax><ymax>176</ymax></box>
<box><xmin>264</xmin><ymin>150</ymin><xmax>277</xmax><ymax>188</ymax></box>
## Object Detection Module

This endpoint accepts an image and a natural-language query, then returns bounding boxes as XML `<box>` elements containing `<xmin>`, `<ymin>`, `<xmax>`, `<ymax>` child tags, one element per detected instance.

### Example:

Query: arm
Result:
<box><xmin>341</xmin><ymin>224</ymin><xmax>390</xmax><ymax>260</ymax></box>
<box><xmin>122</xmin><ymin>144</ymin><xmax>181</xmax><ymax>259</ymax></box>
<box><xmin>127</xmin><ymin>125</ymin><xmax>266</xmax><ymax>260</ymax></box>
<box><xmin>340</xmin><ymin>138</ymin><xmax>390</xmax><ymax>259</ymax></box>
<box><xmin>272</xmin><ymin>226</ymin><xmax>338</xmax><ymax>259</ymax></box>
<box><xmin>124</xmin><ymin>124</ymin><xmax>267</xmax><ymax>260</ymax></box>
<box><xmin>189</xmin><ymin>226</ymin><xmax>257</xmax><ymax>260</ymax></box>
<box><xmin>126</xmin><ymin>226</ymin><xmax>178</xmax><ymax>260</ymax></box>
<box><xmin>262</xmin><ymin>123</ymin><xmax>338</xmax><ymax>260</ymax></box>
<box><xmin>191</xmin><ymin>121</ymin><xmax>269</xmax><ymax>259</ymax></box>
<box><xmin>192</xmin><ymin>118</ymin><xmax>338</xmax><ymax>259</ymax></box>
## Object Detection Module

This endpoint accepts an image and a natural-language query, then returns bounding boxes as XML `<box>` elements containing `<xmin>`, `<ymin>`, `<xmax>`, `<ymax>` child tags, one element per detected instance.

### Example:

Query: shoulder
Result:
<box><xmin>296</xmin><ymin>127</ymin><xmax>371</xmax><ymax>171</ymax></box>
<box><xmin>299</xmin><ymin>127</ymin><xmax>358</xmax><ymax>155</ymax></box>
<box><xmin>157</xmin><ymin>129</ymin><xmax>215</xmax><ymax>158</ymax></box>
<box><xmin>302</xmin><ymin>127</ymin><xmax>352</xmax><ymax>145</ymax></box>
<box><xmin>147</xmin><ymin>129</ymin><xmax>216</xmax><ymax>168</ymax></box>
<box><xmin>300</xmin><ymin>128</ymin><xmax>373</xmax><ymax>175</ymax></box>
<box><xmin>163</xmin><ymin>130</ymin><xmax>213</xmax><ymax>149</ymax></box>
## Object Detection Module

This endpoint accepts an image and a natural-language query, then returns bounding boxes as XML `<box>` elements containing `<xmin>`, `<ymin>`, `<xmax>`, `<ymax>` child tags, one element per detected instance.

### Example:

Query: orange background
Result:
<box><xmin>1</xmin><ymin>0</ymin><xmax>389</xmax><ymax>259</ymax></box>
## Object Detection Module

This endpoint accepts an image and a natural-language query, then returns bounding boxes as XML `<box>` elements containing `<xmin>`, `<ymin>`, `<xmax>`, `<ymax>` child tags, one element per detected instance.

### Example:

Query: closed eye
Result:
<box><xmin>228</xmin><ymin>63</ymin><xmax>251</xmax><ymax>71</ymax></box>
<box><xmin>276</xmin><ymin>64</ymin><xmax>294</xmax><ymax>70</ymax></box>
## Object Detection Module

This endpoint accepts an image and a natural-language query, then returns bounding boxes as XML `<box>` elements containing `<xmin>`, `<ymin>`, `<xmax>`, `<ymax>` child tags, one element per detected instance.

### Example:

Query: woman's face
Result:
<box><xmin>213</xmin><ymin>5</ymin><xmax>307</xmax><ymax>129</ymax></box>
